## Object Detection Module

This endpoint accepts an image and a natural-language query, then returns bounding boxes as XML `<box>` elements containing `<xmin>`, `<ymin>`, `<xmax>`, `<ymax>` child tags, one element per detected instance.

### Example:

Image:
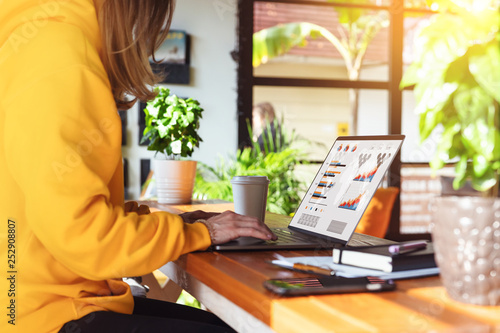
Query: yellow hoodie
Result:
<box><xmin>0</xmin><ymin>1</ymin><xmax>211</xmax><ymax>332</ymax></box>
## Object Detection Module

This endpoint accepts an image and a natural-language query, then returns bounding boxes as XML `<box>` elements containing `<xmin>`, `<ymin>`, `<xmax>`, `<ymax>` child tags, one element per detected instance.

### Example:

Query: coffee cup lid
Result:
<box><xmin>231</xmin><ymin>176</ymin><xmax>269</xmax><ymax>185</ymax></box>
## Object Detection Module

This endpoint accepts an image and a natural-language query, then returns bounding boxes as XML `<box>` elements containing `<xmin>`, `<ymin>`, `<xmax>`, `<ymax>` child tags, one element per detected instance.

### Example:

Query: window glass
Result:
<box><xmin>402</xmin><ymin>11</ymin><xmax>439</xmax><ymax>164</ymax></box>
<box><xmin>254</xmin><ymin>2</ymin><xmax>390</xmax><ymax>81</ymax></box>
<box><xmin>253</xmin><ymin>86</ymin><xmax>390</xmax><ymax>201</ymax></box>
<box><xmin>404</xmin><ymin>0</ymin><xmax>432</xmax><ymax>10</ymax></box>
<box><xmin>253</xmin><ymin>86</ymin><xmax>345</xmax><ymax>162</ymax></box>
<box><xmin>401</xmin><ymin>90</ymin><xmax>440</xmax><ymax>163</ymax></box>
<box><xmin>402</xmin><ymin>12</ymin><xmax>434</xmax><ymax>80</ymax></box>
<box><xmin>357</xmin><ymin>89</ymin><xmax>389</xmax><ymax>135</ymax></box>
<box><xmin>253</xmin><ymin>86</ymin><xmax>389</xmax><ymax>161</ymax></box>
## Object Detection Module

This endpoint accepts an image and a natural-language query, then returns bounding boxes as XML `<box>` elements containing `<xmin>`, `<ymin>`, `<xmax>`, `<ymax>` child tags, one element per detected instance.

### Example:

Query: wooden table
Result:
<box><xmin>144</xmin><ymin>200</ymin><xmax>500</xmax><ymax>333</ymax></box>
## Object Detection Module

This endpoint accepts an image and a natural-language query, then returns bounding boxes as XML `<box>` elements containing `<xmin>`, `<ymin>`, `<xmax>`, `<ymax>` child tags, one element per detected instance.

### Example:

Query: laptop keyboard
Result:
<box><xmin>271</xmin><ymin>228</ymin><xmax>313</xmax><ymax>243</ymax></box>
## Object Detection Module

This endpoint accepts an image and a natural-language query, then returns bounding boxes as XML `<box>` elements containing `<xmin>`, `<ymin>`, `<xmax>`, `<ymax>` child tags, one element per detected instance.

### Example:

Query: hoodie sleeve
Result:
<box><xmin>2</xmin><ymin>25</ymin><xmax>211</xmax><ymax>280</ymax></box>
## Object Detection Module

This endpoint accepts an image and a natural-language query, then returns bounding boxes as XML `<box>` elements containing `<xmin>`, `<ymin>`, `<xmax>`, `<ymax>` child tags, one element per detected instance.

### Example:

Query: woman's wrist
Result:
<box><xmin>195</xmin><ymin>219</ymin><xmax>214</xmax><ymax>244</ymax></box>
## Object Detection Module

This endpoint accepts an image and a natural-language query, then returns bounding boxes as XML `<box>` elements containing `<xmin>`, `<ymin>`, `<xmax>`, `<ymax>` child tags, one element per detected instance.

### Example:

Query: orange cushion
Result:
<box><xmin>355</xmin><ymin>187</ymin><xmax>399</xmax><ymax>238</ymax></box>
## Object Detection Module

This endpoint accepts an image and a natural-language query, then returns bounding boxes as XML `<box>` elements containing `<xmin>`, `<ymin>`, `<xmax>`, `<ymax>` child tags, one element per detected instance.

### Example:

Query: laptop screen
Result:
<box><xmin>289</xmin><ymin>135</ymin><xmax>405</xmax><ymax>244</ymax></box>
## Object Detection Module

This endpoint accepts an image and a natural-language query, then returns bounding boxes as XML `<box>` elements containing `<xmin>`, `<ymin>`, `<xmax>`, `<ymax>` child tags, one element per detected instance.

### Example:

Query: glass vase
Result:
<box><xmin>430</xmin><ymin>196</ymin><xmax>500</xmax><ymax>305</ymax></box>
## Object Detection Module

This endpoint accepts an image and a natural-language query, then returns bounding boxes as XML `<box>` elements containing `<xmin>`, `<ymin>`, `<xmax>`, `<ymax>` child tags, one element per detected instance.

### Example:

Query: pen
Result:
<box><xmin>388</xmin><ymin>241</ymin><xmax>428</xmax><ymax>255</ymax></box>
<box><xmin>269</xmin><ymin>260</ymin><xmax>336</xmax><ymax>276</ymax></box>
<box><xmin>293</xmin><ymin>263</ymin><xmax>336</xmax><ymax>276</ymax></box>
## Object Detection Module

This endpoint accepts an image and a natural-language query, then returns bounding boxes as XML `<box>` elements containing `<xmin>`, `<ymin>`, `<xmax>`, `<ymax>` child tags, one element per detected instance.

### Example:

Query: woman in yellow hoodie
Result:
<box><xmin>0</xmin><ymin>0</ymin><xmax>276</xmax><ymax>332</ymax></box>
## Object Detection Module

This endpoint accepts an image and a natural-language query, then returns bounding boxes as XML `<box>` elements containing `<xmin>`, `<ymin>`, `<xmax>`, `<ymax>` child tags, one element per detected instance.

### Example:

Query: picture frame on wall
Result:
<box><xmin>155</xmin><ymin>30</ymin><xmax>188</xmax><ymax>64</ymax></box>
<box><xmin>150</xmin><ymin>30</ymin><xmax>190</xmax><ymax>84</ymax></box>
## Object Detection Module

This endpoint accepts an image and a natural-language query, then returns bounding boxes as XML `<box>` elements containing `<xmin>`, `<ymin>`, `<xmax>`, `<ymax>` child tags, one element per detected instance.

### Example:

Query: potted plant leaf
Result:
<box><xmin>141</xmin><ymin>87</ymin><xmax>204</xmax><ymax>204</ymax></box>
<box><xmin>400</xmin><ymin>0</ymin><xmax>500</xmax><ymax>305</ymax></box>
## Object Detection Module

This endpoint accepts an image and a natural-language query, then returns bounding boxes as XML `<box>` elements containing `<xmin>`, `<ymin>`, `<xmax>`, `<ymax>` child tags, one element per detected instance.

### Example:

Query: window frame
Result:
<box><xmin>236</xmin><ymin>0</ymin><xmax>433</xmax><ymax>241</ymax></box>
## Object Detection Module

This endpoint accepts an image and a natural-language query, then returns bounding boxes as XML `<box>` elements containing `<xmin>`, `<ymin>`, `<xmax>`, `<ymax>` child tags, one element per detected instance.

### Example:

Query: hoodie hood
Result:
<box><xmin>0</xmin><ymin>0</ymin><xmax>100</xmax><ymax>51</ymax></box>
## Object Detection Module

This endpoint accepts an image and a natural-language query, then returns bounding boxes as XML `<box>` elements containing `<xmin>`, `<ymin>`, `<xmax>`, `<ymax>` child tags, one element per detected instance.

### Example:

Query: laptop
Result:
<box><xmin>213</xmin><ymin>135</ymin><xmax>405</xmax><ymax>251</ymax></box>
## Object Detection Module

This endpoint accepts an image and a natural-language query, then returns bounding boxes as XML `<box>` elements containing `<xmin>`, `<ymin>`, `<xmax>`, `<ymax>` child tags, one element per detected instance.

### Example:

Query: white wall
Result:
<box><xmin>122</xmin><ymin>0</ymin><xmax>239</xmax><ymax>199</ymax></box>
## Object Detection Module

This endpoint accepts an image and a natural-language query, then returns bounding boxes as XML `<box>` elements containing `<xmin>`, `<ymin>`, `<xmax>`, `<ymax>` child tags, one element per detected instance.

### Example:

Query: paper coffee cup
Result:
<box><xmin>231</xmin><ymin>176</ymin><xmax>269</xmax><ymax>222</ymax></box>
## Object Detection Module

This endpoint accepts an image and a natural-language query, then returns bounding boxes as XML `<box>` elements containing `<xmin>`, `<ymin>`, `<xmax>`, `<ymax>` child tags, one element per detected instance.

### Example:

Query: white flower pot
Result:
<box><xmin>154</xmin><ymin>159</ymin><xmax>197</xmax><ymax>204</ymax></box>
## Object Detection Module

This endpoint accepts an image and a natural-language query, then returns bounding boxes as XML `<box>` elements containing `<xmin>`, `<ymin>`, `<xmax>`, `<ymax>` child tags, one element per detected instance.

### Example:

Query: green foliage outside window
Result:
<box><xmin>194</xmin><ymin>121</ymin><xmax>311</xmax><ymax>216</ymax></box>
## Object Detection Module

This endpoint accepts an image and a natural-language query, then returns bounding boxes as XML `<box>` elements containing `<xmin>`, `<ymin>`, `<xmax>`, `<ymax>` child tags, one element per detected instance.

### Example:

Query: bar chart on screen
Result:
<box><xmin>309</xmin><ymin>158</ymin><xmax>346</xmax><ymax>205</ymax></box>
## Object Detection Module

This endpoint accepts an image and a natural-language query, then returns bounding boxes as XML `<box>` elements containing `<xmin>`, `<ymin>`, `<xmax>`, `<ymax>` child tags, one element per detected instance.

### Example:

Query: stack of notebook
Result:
<box><xmin>332</xmin><ymin>240</ymin><xmax>437</xmax><ymax>273</ymax></box>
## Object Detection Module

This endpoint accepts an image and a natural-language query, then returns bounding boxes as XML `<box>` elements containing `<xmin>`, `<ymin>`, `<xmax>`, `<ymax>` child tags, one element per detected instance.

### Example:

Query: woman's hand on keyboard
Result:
<box><xmin>196</xmin><ymin>210</ymin><xmax>277</xmax><ymax>245</ymax></box>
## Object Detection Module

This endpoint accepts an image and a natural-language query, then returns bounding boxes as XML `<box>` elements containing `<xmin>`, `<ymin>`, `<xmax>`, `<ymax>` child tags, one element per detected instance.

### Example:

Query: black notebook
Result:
<box><xmin>332</xmin><ymin>241</ymin><xmax>436</xmax><ymax>272</ymax></box>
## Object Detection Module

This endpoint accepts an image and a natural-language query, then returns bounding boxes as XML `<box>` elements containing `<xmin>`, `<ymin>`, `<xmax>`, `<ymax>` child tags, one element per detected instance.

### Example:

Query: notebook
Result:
<box><xmin>213</xmin><ymin>135</ymin><xmax>405</xmax><ymax>251</ymax></box>
<box><xmin>332</xmin><ymin>241</ymin><xmax>436</xmax><ymax>272</ymax></box>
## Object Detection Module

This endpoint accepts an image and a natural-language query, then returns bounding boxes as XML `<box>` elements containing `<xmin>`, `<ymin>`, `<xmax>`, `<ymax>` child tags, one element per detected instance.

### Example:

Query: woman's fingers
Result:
<box><xmin>124</xmin><ymin>201</ymin><xmax>150</xmax><ymax>215</ymax></box>
<box><xmin>137</xmin><ymin>205</ymin><xmax>150</xmax><ymax>215</ymax></box>
<box><xmin>231</xmin><ymin>227</ymin><xmax>273</xmax><ymax>240</ymax></box>
<box><xmin>220</xmin><ymin>211</ymin><xmax>277</xmax><ymax>239</ymax></box>
<box><xmin>230</xmin><ymin>219</ymin><xmax>276</xmax><ymax>239</ymax></box>
<box><xmin>202</xmin><ymin>211</ymin><xmax>277</xmax><ymax>244</ymax></box>
<box><xmin>124</xmin><ymin>201</ymin><xmax>138</xmax><ymax>213</ymax></box>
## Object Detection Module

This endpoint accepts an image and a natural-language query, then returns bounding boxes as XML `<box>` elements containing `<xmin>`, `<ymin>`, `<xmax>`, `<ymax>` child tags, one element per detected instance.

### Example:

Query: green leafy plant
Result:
<box><xmin>400</xmin><ymin>0</ymin><xmax>500</xmax><ymax>196</ymax></box>
<box><xmin>252</xmin><ymin>116</ymin><xmax>289</xmax><ymax>154</ymax></box>
<box><xmin>141</xmin><ymin>87</ymin><xmax>204</xmax><ymax>159</ymax></box>
<box><xmin>194</xmin><ymin>121</ymin><xmax>309</xmax><ymax>216</ymax></box>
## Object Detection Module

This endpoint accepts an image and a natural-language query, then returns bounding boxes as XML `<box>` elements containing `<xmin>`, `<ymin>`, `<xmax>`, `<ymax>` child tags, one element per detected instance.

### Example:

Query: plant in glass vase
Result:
<box><xmin>141</xmin><ymin>87</ymin><xmax>204</xmax><ymax>204</ymax></box>
<box><xmin>400</xmin><ymin>0</ymin><xmax>500</xmax><ymax>305</ymax></box>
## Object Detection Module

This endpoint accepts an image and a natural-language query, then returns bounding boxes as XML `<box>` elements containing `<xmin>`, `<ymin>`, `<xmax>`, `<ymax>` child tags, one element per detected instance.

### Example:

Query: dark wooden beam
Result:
<box><xmin>254</xmin><ymin>77</ymin><xmax>389</xmax><ymax>89</ymax></box>
<box><xmin>236</xmin><ymin>0</ymin><xmax>254</xmax><ymax>148</ymax></box>
<box><xmin>386</xmin><ymin>0</ymin><xmax>405</xmax><ymax>241</ymax></box>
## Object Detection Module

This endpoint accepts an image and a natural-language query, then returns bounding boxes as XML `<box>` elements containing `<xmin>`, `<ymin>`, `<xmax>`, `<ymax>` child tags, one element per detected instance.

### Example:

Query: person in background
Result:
<box><xmin>252</xmin><ymin>102</ymin><xmax>283</xmax><ymax>153</ymax></box>
<box><xmin>0</xmin><ymin>1</ymin><xmax>276</xmax><ymax>332</ymax></box>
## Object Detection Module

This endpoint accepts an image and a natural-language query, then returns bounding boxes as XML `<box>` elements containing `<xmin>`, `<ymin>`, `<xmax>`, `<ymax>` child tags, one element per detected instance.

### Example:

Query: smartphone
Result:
<box><xmin>263</xmin><ymin>276</ymin><xmax>396</xmax><ymax>296</ymax></box>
